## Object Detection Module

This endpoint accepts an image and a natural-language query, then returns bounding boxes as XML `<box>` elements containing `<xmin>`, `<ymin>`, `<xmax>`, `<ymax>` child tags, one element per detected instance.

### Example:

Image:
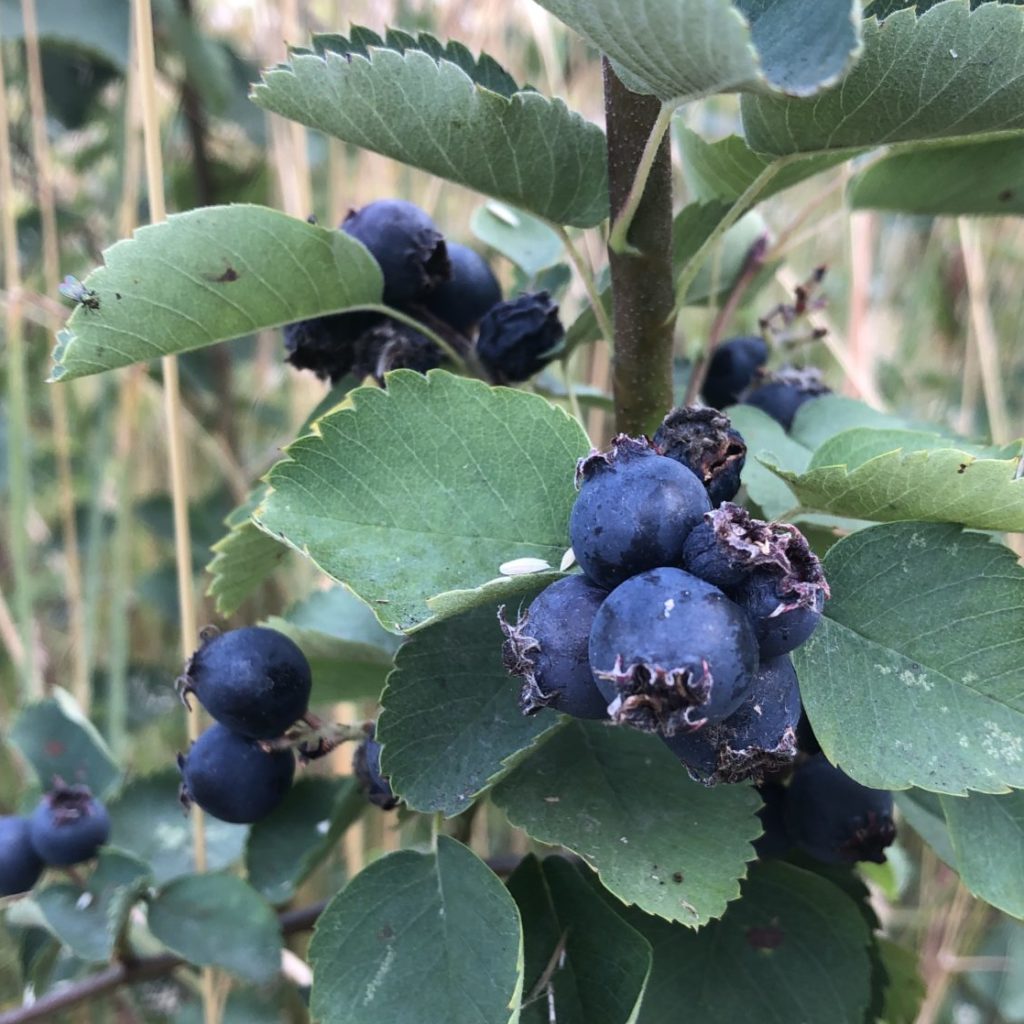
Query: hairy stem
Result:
<box><xmin>603</xmin><ymin>60</ymin><xmax>676</xmax><ymax>436</ymax></box>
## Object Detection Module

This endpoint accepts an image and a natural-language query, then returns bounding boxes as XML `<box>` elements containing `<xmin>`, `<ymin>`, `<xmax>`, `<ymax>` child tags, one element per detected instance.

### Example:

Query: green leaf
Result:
<box><xmin>256</xmin><ymin>371</ymin><xmax>589</xmax><ymax>633</ymax></box>
<box><xmin>965</xmin><ymin>915</ymin><xmax>1024</xmax><ymax>1022</ymax></box>
<box><xmin>50</xmin><ymin>205</ymin><xmax>383</xmax><ymax>382</ymax></box>
<box><xmin>10</xmin><ymin>688</ymin><xmax>120</xmax><ymax>798</ymax></box>
<box><xmin>35</xmin><ymin>849</ymin><xmax>151</xmax><ymax>962</ymax></box>
<box><xmin>893</xmin><ymin>789</ymin><xmax>956</xmax><ymax>865</ymax></box>
<box><xmin>0</xmin><ymin>916</ymin><xmax>21</xmax><ymax>1008</ymax></box>
<box><xmin>507</xmin><ymin>856</ymin><xmax>651</xmax><ymax>1024</ymax></box>
<box><xmin>865</xmin><ymin>0</ymin><xmax>1023</xmax><ymax>20</ymax></box>
<box><xmin>743</xmin><ymin>2</ymin><xmax>1024</xmax><ymax>156</ymax></box>
<box><xmin>107</xmin><ymin>771</ymin><xmax>248</xmax><ymax>884</ymax></box>
<box><xmin>533</xmin><ymin>0</ymin><xmax>861</xmax><ymax>104</ymax></box>
<box><xmin>677</xmin><ymin>127</ymin><xmax>850</xmax><ymax>204</ymax></box>
<box><xmin>726</xmin><ymin>403</ymin><xmax>810</xmax><ymax>519</ymax></box>
<box><xmin>378</xmin><ymin>600</ymin><xmax>561</xmax><ymax>817</ymax></box>
<box><xmin>251</xmin><ymin>33</ymin><xmax>608</xmax><ymax>228</ymax></box>
<box><xmin>793</xmin><ymin>521</ymin><xmax>1024</xmax><ymax>794</ymax></box>
<box><xmin>246</xmin><ymin>776</ymin><xmax>364</xmax><ymax>905</ymax></box>
<box><xmin>470</xmin><ymin>202</ymin><xmax>564</xmax><ymax>277</ymax></box>
<box><xmin>148</xmin><ymin>874</ymin><xmax>282</xmax><ymax>984</ymax></box>
<box><xmin>266</xmin><ymin>588</ymin><xmax>402</xmax><ymax>704</ymax></box>
<box><xmin>876</xmin><ymin>937</ymin><xmax>927</xmax><ymax>1024</ymax></box>
<box><xmin>788</xmin><ymin>395</ymin><xmax>913</xmax><ymax>451</ymax></box>
<box><xmin>940</xmin><ymin>790</ymin><xmax>1024</xmax><ymax>917</ymax></box>
<box><xmin>0</xmin><ymin>0</ymin><xmax>129</xmax><ymax>69</ymax></box>
<box><xmin>309</xmin><ymin>836</ymin><xmax>523</xmax><ymax>1024</ymax></box>
<box><xmin>850</xmin><ymin>136</ymin><xmax>1024</xmax><ymax>214</ymax></box>
<box><xmin>612</xmin><ymin>861</ymin><xmax>873</xmax><ymax>1024</ymax></box>
<box><xmin>770</xmin><ymin>427</ymin><xmax>1024</xmax><ymax>531</ymax></box>
<box><xmin>492</xmin><ymin>720</ymin><xmax>760</xmax><ymax>926</ymax></box>
<box><xmin>681</xmin><ymin>211</ymin><xmax>769</xmax><ymax>307</ymax></box>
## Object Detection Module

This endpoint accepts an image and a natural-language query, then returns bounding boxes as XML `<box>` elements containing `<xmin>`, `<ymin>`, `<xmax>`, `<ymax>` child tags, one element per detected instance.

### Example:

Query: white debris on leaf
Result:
<box><xmin>499</xmin><ymin>557</ymin><xmax>551</xmax><ymax>576</ymax></box>
<box><xmin>560</xmin><ymin>547</ymin><xmax>576</xmax><ymax>572</ymax></box>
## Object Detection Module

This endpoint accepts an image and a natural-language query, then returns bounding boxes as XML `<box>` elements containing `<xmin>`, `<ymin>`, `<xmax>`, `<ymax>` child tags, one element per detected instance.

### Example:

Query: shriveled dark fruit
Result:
<box><xmin>652</xmin><ymin>406</ymin><xmax>747</xmax><ymax>506</ymax></box>
<box><xmin>28</xmin><ymin>784</ymin><xmax>110</xmax><ymax>867</ymax></box>
<box><xmin>753</xmin><ymin>782</ymin><xmax>791</xmax><ymax>860</ymax></box>
<box><xmin>661</xmin><ymin>654</ymin><xmax>800</xmax><ymax>785</ymax></box>
<box><xmin>589</xmin><ymin>566</ymin><xmax>758</xmax><ymax>734</ymax></box>
<box><xmin>283</xmin><ymin>310</ymin><xmax>385</xmax><ymax>383</ymax></box>
<box><xmin>742</xmin><ymin>366</ymin><xmax>832</xmax><ymax>431</ymax></box>
<box><xmin>570</xmin><ymin>436</ymin><xmax>712</xmax><ymax>591</ymax></box>
<box><xmin>786</xmin><ymin>754</ymin><xmax>896</xmax><ymax>865</ymax></box>
<box><xmin>500</xmin><ymin>575</ymin><xmax>609</xmax><ymax>720</ymax></box>
<box><xmin>476</xmin><ymin>291</ymin><xmax>564</xmax><ymax>383</ymax></box>
<box><xmin>682</xmin><ymin>502</ymin><xmax>817</xmax><ymax>592</ymax></box>
<box><xmin>350</xmin><ymin>320</ymin><xmax>445</xmax><ymax>382</ymax></box>
<box><xmin>702</xmin><ymin>335</ymin><xmax>769</xmax><ymax>410</ymax></box>
<box><xmin>735</xmin><ymin>548</ymin><xmax>829</xmax><ymax>659</ymax></box>
<box><xmin>178</xmin><ymin>724</ymin><xmax>295</xmax><ymax>824</ymax></box>
<box><xmin>0</xmin><ymin>816</ymin><xmax>44</xmax><ymax>894</ymax></box>
<box><xmin>342</xmin><ymin>199</ymin><xmax>449</xmax><ymax>306</ymax></box>
<box><xmin>425</xmin><ymin>242</ymin><xmax>502</xmax><ymax>333</ymax></box>
<box><xmin>179</xmin><ymin>626</ymin><xmax>312</xmax><ymax>740</ymax></box>
<box><xmin>353</xmin><ymin>724</ymin><xmax>398</xmax><ymax>811</ymax></box>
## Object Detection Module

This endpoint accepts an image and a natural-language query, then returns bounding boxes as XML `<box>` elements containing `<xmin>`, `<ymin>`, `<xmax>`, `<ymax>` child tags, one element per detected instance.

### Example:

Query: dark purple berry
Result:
<box><xmin>342</xmin><ymin>199</ymin><xmax>449</xmax><ymax>306</ymax></box>
<box><xmin>702</xmin><ymin>335</ymin><xmax>769</xmax><ymax>410</ymax></box>
<box><xmin>28</xmin><ymin>784</ymin><xmax>110</xmax><ymax>867</ymax></box>
<box><xmin>652</xmin><ymin>406</ymin><xmax>747</xmax><ymax>506</ymax></box>
<box><xmin>178</xmin><ymin>724</ymin><xmax>295</xmax><ymax>824</ymax></box>
<box><xmin>179</xmin><ymin>626</ymin><xmax>312</xmax><ymax>741</ymax></box>
<box><xmin>0</xmin><ymin>816</ymin><xmax>44</xmax><ymax>894</ymax></box>
<box><xmin>589</xmin><ymin>567</ymin><xmax>758</xmax><ymax>735</ymax></box>
<box><xmin>425</xmin><ymin>242</ymin><xmax>502</xmax><ymax>333</ymax></box>
<box><xmin>350</xmin><ymin>320</ymin><xmax>445</xmax><ymax>382</ymax></box>
<box><xmin>796</xmin><ymin>708</ymin><xmax>822</xmax><ymax>755</ymax></box>
<box><xmin>735</xmin><ymin>557</ymin><xmax>828</xmax><ymax>660</ymax></box>
<box><xmin>753</xmin><ymin>782</ymin><xmax>791</xmax><ymax>860</ymax></box>
<box><xmin>742</xmin><ymin>367</ymin><xmax>831</xmax><ymax>431</ymax></box>
<box><xmin>475</xmin><ymin>291</ymin><xmax>564</xmax><ymax>383</ymax></box>
<box><xmin>283</xmin><ymin>310</ymin><xmax>385</xmax><ymax>383</ymax></box>
<box><xmin>661</xmin><ymin>654</ymin><xmax>800</xmax><ymax>785</ymax></box>
<box><xmin>785</xmin><ymin>754</ymin><xmax>896</xmax><ymax>865</ymax></box>
<box><xmin>569</xmin><ymin>436</ymin><xmax>712</xmax><ymax>591</ymax></box>
<box><xmin>500</xmin><ymin>575</ymin><xmax>609</xmax><ymax>720</ymax></box>
<box><xmin>353</xmin><ymin>724</ymin><xmax>398</xmax><ymax>811</ymax></box>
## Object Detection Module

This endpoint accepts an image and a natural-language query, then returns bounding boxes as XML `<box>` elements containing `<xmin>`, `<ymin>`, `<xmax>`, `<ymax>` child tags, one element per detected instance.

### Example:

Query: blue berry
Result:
<box><xmin>425</xmin><ymin>242</ymin><xmax>501</xmax><ymax>333</ymax></box>
<box><xmin>28</xmin><ymin>784</ymin><xmax>110</xmax><ymax>867</ymax></box>
<box><xmin>661</xmin><ymin>654</ymin><xmax>801</xmax><ymax>785</ymax></box>
<box><xmin>652</xmin><ymin>406</ymin><xmax>747</xmax><ymax>506</ymax></box>
<box><xmin>500</xmin><ymin>575</ymin><xmax>609</xmax><ymax>720</ymax></box>
<box><xmin>0</xmin><ymin>816</ymin><xmax>44</xmax><ymax>894</ymax></box>
<box><xmin>178</xmin><ymin>724</ymin><xmax>295</xmax><ymax>824</ymax></box>
<box><xmin>589</xmin><ymin>567</ymin><xmax>758</xmax><ymax>735</ymax></box>
<box><xmin>742</xmin><ymin>367</ymin><xmax>831</xmax><ymax>431</ymax></box>
<box><xmin>736</xmin><ymin>561</ymin><xmax>828</xmax><ymax>660</ymax></box>
<box><xmin>179</xmin><ymin>626</ymin><xmax>312</xmax><ymax>740</ymax></box>
<box><xmin>353</xmin><ymin>724</ymin><xmax>398</xmax><ymax>810</ymax></box>
<box><xmin>476</xmin><ymin>291</ymin><xmax>564</xmax><ymax>383</ymax></box>
<box><xmin>702</xmin><ymin>335</ymin><xmax>769</xmax><ymax>410</ymax></box>
<box><xmin>342</xmin><ymin>199</ymin><xmax>450</xmax><ymax>306</ymax></box>
<box><xmin>569</xmin><ymin>436</ymin><xmax>712</xmax><ymax>591</ymax></box>
<box><xmin>786</xmin><ymin>754</ymin><xmax>896</xmax><ymax>865</ymax></box>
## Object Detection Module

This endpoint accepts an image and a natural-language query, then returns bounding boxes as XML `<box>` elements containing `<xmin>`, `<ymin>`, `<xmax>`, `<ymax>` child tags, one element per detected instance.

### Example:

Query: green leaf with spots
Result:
<box><xmin>492</xmin><ymin>720</ymin><xmax>760</xmax><ymax>926</ymax></box>
<box><xmin>255</xmin><ymin>371</ymin><xmax>589</xmax><ymax>633</ymax></box>
<box><xmin>252</xmin><ymin>31</ymin><xmax>608</xmax><ymax>228</ymax></box>
<box><xmin>309</xmin><ymin>837</ymin><xmax>523</xmax><ymax>1024</ymax></box>
<box><xmin>50</xmin><ymin>205</ymin><xmax>382</xmax><ymax>381</ymax></box>
<box><xmin>793</xmin><ymin>521</ymin><xmax>1024</xmax><ymax>794</ymax></box>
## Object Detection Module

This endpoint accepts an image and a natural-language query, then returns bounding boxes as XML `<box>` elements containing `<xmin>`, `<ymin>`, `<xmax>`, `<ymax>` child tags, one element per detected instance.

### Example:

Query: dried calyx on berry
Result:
<box><xmin>28</xmin><ymin>781</ymin><xmax>110</xmax><ymax>867</ymax></box>
<box><xmin>652</xmin><ymin>406</ymin><xmax>747</xmax><ymax>506</ymax></box>
<box><xmin>476</xmin><ymin>291</ymin><xmax>565</xmax><ymax>383</ymax></box>
<box><xmin>284</xmin><ymin>310</ymin><xmax>384</xmax><ymax>383</ymax></box>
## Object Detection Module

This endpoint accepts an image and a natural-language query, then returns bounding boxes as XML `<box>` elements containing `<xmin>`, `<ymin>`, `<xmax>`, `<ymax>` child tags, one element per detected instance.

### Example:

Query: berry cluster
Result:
<box><xmin>501</xmin><ymin>404</ymin><xmax>896</xmax><ymax>865</ymax></box>
<box><xmin>284</xmin><ymin>198</ymin><xmax>564</xmax><ymax>385</ymax></box>
<box><xmin>1</xmin><ymin>782</ymin><xmax>110</xmax><ymax>896</ymax></box>
<box><xmin>176</xmin><ymin>626</ymin><xmax>311</xmax><ymax>824</ymax></box>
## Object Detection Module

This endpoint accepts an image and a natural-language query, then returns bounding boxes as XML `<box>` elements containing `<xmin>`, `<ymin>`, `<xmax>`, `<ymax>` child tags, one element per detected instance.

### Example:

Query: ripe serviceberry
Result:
<box><xmin>589</xmin><ymin>567</ymin><xmax>758</xmax><ymax>735</ymax></box>
<box><xmin>475</xmin><ymin>291</ymin><xmax>564</xmax><ymax>383</ymax></box>
<box><xmin>178</xmin><ymin>626</ymin><xmax>312</xmax><ymax>740</ymax></box>
<box><xmin>702</xmin><ymin>335</ymin><xmax>769</xmax><ymax>410</ymax></box>
<box><xmin>0</xmin><ymin>816</ymin><xmax>44</xmax><ymax>894</ymax></box>
<box><xmin>425</xmin><ymin>242</ymin><xmax>501</xmax><ymax>333</ymax></box>
<box><xmin>569</xmin><ymin>436</ymin><xmax>711</xmax><ymax>591</ymax></box>
<box><xmin>742</xmin><ymin>366</ymin><xmax>831</xmax><ymax>431</ymax></box>
<box><xmin>178</xmin><ymin>724</ymin><xmax>295</xmax><ymax>824</ymax></box>
<box><xmin>28</xmin><ymin>784</ymin><xmax>110</xmax><ymax>867</ymax></box>
<box><xmin>652</xmin><ymin>406</ymin><xmax>747</xmax><ymax>506</ymax></box>
<box><xmin>353</xmin><ymin>724</ymin><xmax>398</xmax><ymax>810</ymax></box>
<box><xmin>500</xmin><ymin>575</ymin><xmax>609</xmax><ymax>720</ymax></box>
<box><xmin>786</xmin><ymin>754</ymin><xmax>896</xmax><ymax>865</ymax></box>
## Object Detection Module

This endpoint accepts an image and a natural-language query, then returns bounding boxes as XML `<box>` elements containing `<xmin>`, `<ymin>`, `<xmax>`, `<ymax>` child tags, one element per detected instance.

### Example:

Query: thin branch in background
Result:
<box><xmin>0</xmin><ymin>6</ymin><xmax>41</xmax><ymax>699</ymax></box>
<box><xmin>22</xmin><ymin>0</ymin><xmax>91</xmax><ymax>709</ymax></box>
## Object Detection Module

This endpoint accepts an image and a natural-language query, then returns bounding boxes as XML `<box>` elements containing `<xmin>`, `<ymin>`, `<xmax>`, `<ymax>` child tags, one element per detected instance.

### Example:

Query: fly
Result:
<box><xmin>59</xmin><ymin>275</ymin><xmax>101</xmax><ymax>312</ymax></box>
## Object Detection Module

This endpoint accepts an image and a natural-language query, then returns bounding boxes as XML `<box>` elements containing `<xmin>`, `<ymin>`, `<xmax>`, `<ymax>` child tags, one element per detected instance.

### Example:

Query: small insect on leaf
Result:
<box><xmin>58</xmin><ymin>274</ymin><xmax>101</xmax><ymax>312</ymax></box>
